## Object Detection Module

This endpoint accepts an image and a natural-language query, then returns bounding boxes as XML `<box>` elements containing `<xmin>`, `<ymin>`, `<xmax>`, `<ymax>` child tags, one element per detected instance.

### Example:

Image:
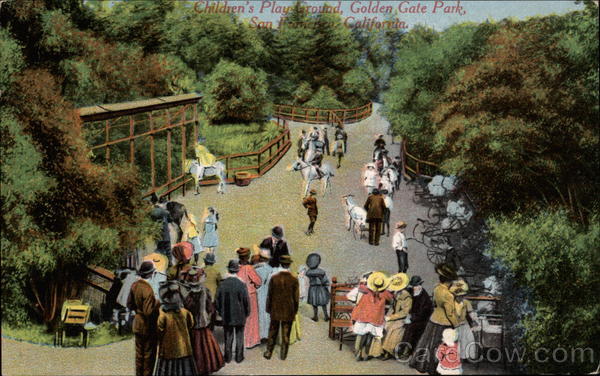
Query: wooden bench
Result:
<box><xmin>328</xmin><ymin>277</ymin><xmax>358</xmax><ymax>350</ymax></box>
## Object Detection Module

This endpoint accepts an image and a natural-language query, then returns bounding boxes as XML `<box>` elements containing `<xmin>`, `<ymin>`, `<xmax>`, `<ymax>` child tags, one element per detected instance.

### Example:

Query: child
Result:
<box><xmin>451</xmin><ymin>280</ymin><xmax>479</xmax><ymax>361</ymax></box>
<box><xmin>305</xmin><ymin>253</ymin><xmax>330</xmax><ymax>322</ymax></box>
<box><xmin>436</xmin><ymin>328</ymin><xmax>462</xmax><ymax>375</ymax></box>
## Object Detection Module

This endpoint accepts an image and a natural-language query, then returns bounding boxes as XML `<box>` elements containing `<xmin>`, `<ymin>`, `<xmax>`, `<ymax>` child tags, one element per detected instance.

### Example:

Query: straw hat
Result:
<box><xmin>279</xmin><ymin>255</ymin><xmax>293</xmax><ymax>265</ymax></box>
<box><xmin>388</xmin><ymin>273</ymin><xmax>409</xmax><ymax>292</ymax></box>
<box><xmin>367</xmin><ymin>272</ymin><xmax>390</xmax><ymax>292</ymax></box>
<box><xmin>450</xmin><ymin>279</ymin><xmax>469</xmax><ymax>296</ymax></box>
<box><xmin>395</xmin><ymin>221</ymin><xmax>407</xmax><ymax>229</ymax></box>
<box><xmin>442</xmin><ymin>328</ymin><xmax>457</xmax><ymax>345</ymax></box>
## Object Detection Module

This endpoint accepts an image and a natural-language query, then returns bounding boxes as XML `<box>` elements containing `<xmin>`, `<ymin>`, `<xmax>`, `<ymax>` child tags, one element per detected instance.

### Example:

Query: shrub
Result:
<box><xmin>203</xmin><ymin>60</ymin><xmax>272</xmax><ymax>123</ymax></box>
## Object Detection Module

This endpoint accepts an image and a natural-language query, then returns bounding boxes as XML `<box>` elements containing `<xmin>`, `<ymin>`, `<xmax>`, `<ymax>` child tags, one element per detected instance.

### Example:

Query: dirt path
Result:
<box><xmin>2</xmin><ymin>105</ymin><xmax>503</xmax><ymax>375</ymax></box>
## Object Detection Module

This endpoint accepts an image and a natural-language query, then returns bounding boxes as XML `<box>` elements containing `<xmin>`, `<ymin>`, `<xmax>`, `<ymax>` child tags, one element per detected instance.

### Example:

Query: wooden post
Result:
<box><xmin>291</xmin><ymin>107</ymin><xmax>295</xmax><ymax>122</ymax></box>
<box><xmin>329</xmin><ymin>277</ymin><xmax>338</xmax><ymax>339</ymax></box>
<box><xmin>225</xmin><ymin>157</ymin><xmax>230</xmax><ymax>180</ymax></box>
<box><xmin>342</xmin><ymin>110</ymin><xmax>347</xmax><ymax>123</ymax></box>
<box><xmin>181</xmin><ymin>122</ymin><xmax>186</xmax><ymax>197</ymax></box>
<box><xmin>105</xmin><ymin>120</ymin><xmax>110</xmax><ymax>162</ymax></box>
<box><xmin>150</xmin><ymin>114</ymin><xmax>155</xmax><ymax>189</ymax></box>
<box><xmin>257</xmin><ymin>152</ymin><xmax>261</xmax><ymax>175</ymax></box>
<box><xmin>129</xmin><ymin>116</ymin><xmax>135</xmax><ymax>165</ymax></box>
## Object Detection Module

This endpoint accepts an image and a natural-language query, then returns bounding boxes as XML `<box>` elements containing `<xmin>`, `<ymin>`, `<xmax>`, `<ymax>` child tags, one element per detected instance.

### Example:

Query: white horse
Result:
<box><xmin>290</xmin><ymin>159</ymin><xmax>334</xmax><ymax>197</ymax></box>
<box><xmin>185</xmin><ymin>159</ymin><xmax>227</xmax><ymax>195</ymax></box>
<box><xmin>342</xmin><ymin>194</ymin><xmax>367</xmax><ymax>240</ymax></box>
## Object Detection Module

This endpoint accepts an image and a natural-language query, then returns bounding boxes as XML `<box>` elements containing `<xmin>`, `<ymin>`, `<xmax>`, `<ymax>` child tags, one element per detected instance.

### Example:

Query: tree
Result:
<box><xmin>382</xmin><ymin>23</ymin><xmax>495</xmax><ymax>157</ymax></box>
<box><xmin>203</xmin><ymin>60</ymin><xmax>272</xmax><ymax>123</ymax></box>
<box><xmin>488</xmin><ymin>210</ymin><xmax>600</xmax><ymax>374</ymax></box>
<box><xmin>304</xmin><ymin>86</ymin><xmax>344</xmax><ymax>109</ymax></box>
<box><xmin>339</xmin><ymin>67</ymin><xmax>375</xmax><ymax>108</ymax></box>
<box><xmin>162</xmin><ymin>9</ymin><xmax>266</xmax><ymax>77</ymax></box>
<box><xmin>431</xmin><ymin>13</ymin><xmax>599</xmax><ymax>218</ymax></box>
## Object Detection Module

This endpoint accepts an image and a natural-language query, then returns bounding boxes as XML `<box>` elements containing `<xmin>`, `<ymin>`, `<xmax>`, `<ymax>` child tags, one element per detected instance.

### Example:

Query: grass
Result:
<box><xmin>200</xmin><ymin>119</ymin><xmax>282</xmax><ymax>156</ymax></box>
<box><xmin>2</xmin><ymin>321</ymin><xmax>132</xmax><ymax>347</ymax></box>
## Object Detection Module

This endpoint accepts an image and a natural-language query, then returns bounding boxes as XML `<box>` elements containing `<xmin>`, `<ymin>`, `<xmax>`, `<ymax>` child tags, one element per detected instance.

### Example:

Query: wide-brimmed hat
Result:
<box><xmin>388</xmin><ymin>273</ymin><xmax>410</xmax><ymax>292</ymax></box>
<box><xmin>367</xmin><ymin>272</ymin><xmax>390</xmax><ymax>292</ymax></box>
<box><xmin>309</xmin><ymin>189</ymin><xmax>317</xmax><ymax>195</ymax></box>
<box><xmin>409</xmin><ymin>275</ymin><xmax>424</xmax><ymax>286</ymax></box>
<box><xmin>227</xmin><ymin>259</ymin><xmax>240</xmax><ymax>273</ymax></box>
<box><xmin>236</xmin><ymin>247</ymin><xmax>251</xmax><ymax>258</ymax></box>
<box><xmin>435</xmin><ymin>263</ymin><xmax>458</xmax><ymax>280</ymax></box>
<box><xmin>138</xmin><ymin>261</ymin><xmax>155</xmax><ymax>278</ymax></box>
<box><xmin>272</xmin><ymin>226</ymin><xmax>284</xmax><ymax>239</ymax></box>
<box><xmin>204</xmin><ymin>252</ymin><xmax>216</xmax><ymax>265</ymax></box>
<box><xmin>306</xmin><ymin>253</ymin><xmax>321</xmax><ymax>269</ymax></box>
<box><xmin>442</xmin><ymin>328</ymin><xmax>457</xmax><ymax>345</ymax></box>
<box><xmin>279</xmin><ymin>255</ymin><xmax>293</xmax><ymax>265</ymax></box>
<box><xmin>159</xmin><ymin>281</ymin><xmax>181</xmax><ymax>305</ymax></box>
<box><xmin>450</xmin><ymin>279</ymin><xmax>469</xmax><ymax>296</ymax></box>
<box><xmin>395</xmin><ymin>221</ymin><xmax>407</xmax><ymax>229</ymax></box>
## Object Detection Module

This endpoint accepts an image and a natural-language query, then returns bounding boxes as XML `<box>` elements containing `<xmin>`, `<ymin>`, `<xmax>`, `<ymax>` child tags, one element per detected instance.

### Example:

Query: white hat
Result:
<box><xmin>442</xmin><ymin>328</ymin><xmax>457</xmax><ymax>346</ymax></box>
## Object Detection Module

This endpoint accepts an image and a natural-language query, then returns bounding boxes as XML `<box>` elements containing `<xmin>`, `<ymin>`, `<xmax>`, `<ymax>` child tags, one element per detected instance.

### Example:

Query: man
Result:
<box><xmin>297</xmin><ymin>130</ymin><xmax>307</xmax><ymax>160</ymax></box>
<box><xmin>398</xmin><ymin>275</ymin><xmax>433</xmax><ymax>359</ymax></box>
<box><xmin>392</xmin><ymin>156</ymin><xmax>403</xmax><ymax>189</ymax></box>
<box><xmin>364</xmin><ymin>188</ymin><xmax>386</xmax><ymax>246</ymax></box>
<box><xmin>309</xmin><ymin>126</ymin><xmax>320</xmax><ymax>141</ymax></box>
<box><xmin>333</xmin><ymin>124</ymin><xmax>347</xmax><ymax>168</ymax></box>
<box><xmin>216</xmin><ymin>260</ymin><xmax>250</xmax><ymax>363</ymax></box>
<box><xmin>373</xmin><ymin>134</ymin><xmax>386</xmax><ymax>161</ymax></box>
<box><xmin>310</xmin><ymin>150</ymin><xmax>325</xmax><ymax>179</ymax></box>
<box><xmin>264</xmin><ymin>255</ymin><xmax>299</xmax><ymax>361</ymax></box>
<box><xmin>259</xmin><ymin>226</ymin><xmax>290</xmax><ymax>268</ymax></box>
<box><xmin>381</xmin><ymin>189</ymin><xmax>393</xmax><ymax>237</ymax></box>
<box><xmin>302</xmin><ymin>189</ymin><xmax>318</xmax><ymax>235</ymax></box>
<box><xmin>392</xmin><ymin>221</ymin><xmax>408</xmax><ymax>273</ymax></box>
<box><xmin>127</xmin><ymin>261</ymin><xmax>160</xmax><ymax>376</ymax></box>
<box><xmin>322</xmin><ymin>126</ymin><xmax>330</xmax><ymax>155</ymax></box>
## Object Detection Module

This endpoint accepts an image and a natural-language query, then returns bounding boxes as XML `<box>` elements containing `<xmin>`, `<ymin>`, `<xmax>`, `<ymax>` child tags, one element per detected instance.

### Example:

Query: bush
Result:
<box><xmin>488</xmin><ymin>210</ymin><xmax>600</xmax><ymax>374</ymax></box>
<box><xmin>304</xmin><ymin>86</ymin><xmax>344</xmax><ymax>110</ymax></box>
<box><xmin>339</xmin><ymin>67</ymin><xmax>375</xmax><ymax>108</ymax></box>
<box><xmin>203</xmin><ymin>60</ymin><xmax>272</xmax><ymax>123</ymax></box>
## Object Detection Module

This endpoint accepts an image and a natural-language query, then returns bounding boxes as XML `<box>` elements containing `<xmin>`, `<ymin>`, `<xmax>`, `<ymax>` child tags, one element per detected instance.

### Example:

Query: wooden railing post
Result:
<box><xmin>257</xmin><ymin>152</ymin><xmax>261</xmax><ymax>175</ymax></box>
<box><xmin>129</xmin><ymin>116</ymin><xmax>135</xmax><ymax>165</ymax></box>
<box><xmin>105</xmin><ymin>120</ymin><xmax>110</xmax><ymax>163</ymax></box>
<box><xmin>225</xmin><ymin>157</ymin><xmax>230</xmax><ymax>180</ymax></box>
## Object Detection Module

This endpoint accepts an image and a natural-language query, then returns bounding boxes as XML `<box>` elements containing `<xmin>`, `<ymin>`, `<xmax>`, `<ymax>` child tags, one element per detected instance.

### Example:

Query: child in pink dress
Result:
<box><xmin>436</xmin><ymin>328</ymin><xmax>463</xmax><ymax>375</ymax></box>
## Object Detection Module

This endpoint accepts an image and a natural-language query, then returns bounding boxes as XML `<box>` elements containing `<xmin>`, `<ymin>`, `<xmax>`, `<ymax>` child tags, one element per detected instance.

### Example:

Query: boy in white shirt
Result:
<box><xmin>392</xmin><ymin>221</ymin><xmax>408</xmax><ymax>273</ymax></box>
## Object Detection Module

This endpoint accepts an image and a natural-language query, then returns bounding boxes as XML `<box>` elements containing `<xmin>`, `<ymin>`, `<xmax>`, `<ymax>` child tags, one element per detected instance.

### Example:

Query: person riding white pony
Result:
<box><xmin>380</xmin><ymin>166</ymin><xmax>398</xmax><ymax>198</ymax></box>
<box><xmin>184</xmin><ymin>144</ymin><xmax>227</xmax><ymax>195</ymax></box>
<box><xmin>290</xmin><ymin>158</ymin><xmax>334</xmax><ymax>197</ymax></box>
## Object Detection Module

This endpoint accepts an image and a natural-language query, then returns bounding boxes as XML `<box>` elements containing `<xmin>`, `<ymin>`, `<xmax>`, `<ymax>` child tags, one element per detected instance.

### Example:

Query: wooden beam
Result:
<box><xmin>129</xmin><ymin>116</ymin><xmax>135</xmax><ymax>165</ymax></box>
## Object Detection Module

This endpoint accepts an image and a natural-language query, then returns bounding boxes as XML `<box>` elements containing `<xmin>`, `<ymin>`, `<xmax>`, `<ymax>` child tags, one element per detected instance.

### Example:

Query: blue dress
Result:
<box><xmin>254</xmin><ymin>262</ymin><xmax>274</xmax><ymax>339</ymax></box>
<box><xmin>202</xmin><ymin>214</ymin><xmax>219</xmax><ymax>248</ymax></box>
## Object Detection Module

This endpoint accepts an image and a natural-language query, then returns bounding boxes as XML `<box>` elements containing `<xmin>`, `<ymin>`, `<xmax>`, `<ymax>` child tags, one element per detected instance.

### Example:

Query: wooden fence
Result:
<box><xmin>273</xmin><ymin>102</ymin><xmax>373</xmax><ymax>125</ymax></box>
<box><xmin>400</xmin><ymin>139</ymin><xmax>439</xmax><ymax>180</ymax></box>
<box><xmin>78</xmin><ymin>94</ymin><xmax>292</xmax><ymax>200</ymax></box>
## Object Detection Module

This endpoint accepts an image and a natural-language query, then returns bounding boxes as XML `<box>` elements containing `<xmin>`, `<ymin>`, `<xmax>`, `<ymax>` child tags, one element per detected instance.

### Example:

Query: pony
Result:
<box><xmin>184</xmin><ymin>159</ymin><xmax>227</xmax><ymax>196</ymax></box>
<box><xmin>342</xmin><ymin>194</ymin><xmax>368</xmax><ymax>240</ymax></box>
<box><xmin>289</xmin><ymin>158</ymin><xmax>334</xmax><ymax>197</ymax></box>
<box><xmin>380</xmin><ymin>166</ymin><xmax>398</xmax><ymax>198</ymax></box>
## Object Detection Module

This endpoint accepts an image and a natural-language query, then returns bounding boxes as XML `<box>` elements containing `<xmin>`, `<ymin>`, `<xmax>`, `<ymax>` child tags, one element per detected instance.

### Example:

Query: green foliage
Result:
<box><xmin>203</xmin><ymin>60</ymin><xmax>272</xmax><ymax>123</ymax></box>
<box><xmin>1</xmin><ymin>322</ymin><xmax>132</xmax><ymax>346</ymax></box>
<box><xmin>431</xmin><ymin>13</ymin><xmax>599</xmax><ymax>217</ymax></box>
<box><xmin>0</xmin><ymin>28</ymin><xmax>24</xmax><ymax>95</ymax></box>
<box><xmin>382</xmin><ymin>23</ymin><xmax>495</xmax><ymax>157</ymax></box>
<box><xmin>293</xmin><ymin>82</ymin><xmax>313</xmax><ymax>105</ymax></box>
<box><xmin>488</xmin><ymin>211</ymin><xmax>600</xmax><ymax>374</ymax></box>
<box><xmin>304</xmin><ymin>86</ymin><xmax>344</xmax><ymax>109</ymax></box>
<box><xmin>339</xmin><ymin>67</ymin><xmax>375</xmax><ymax>107</ymax></box>
<box><xmin>162</xmin><ymin>8</ymin><xmax>266</xmax><ymax>76</ymax></box>
<box><xmin>199</xmin><ymin>117</ymin><xmax>282</xmax><ymax>156</ymax></box>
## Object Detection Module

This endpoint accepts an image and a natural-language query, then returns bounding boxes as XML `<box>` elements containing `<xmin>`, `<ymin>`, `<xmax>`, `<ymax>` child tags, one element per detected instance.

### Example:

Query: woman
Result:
<box><xmin>351</xmin><ymin>272</ymin><xmax>393</xmax><ymax>361</ymax></box>
<box><xmin>184</xmin><ymin>279</ymin><xmax>224</xmax><ymax>375</ymax></box>
<box><xmin>409</xmin><ymin>263</ymin><xmax>459</xmax><ymax>374</ymax></box>
<box><xmin>253</xmin><ymin>248</ymin><xmax>274</xmax><ymax>340</ymax></box>
<box><xmin>399</xmin><ymin>275</ymin><xmax>433</xmax><ymax>359</ymax></box>
<box><xmin>236</xmin><ymin>247</ymin><xmax>262</xmax><ymax>348</ymax></box>
<box><xmin>305</xmin><ymin>253</ymin><xmax>330</xmax><ymax>322</ymax></box>
<box><xmin>181</xmin><ymin>212</ymin><xmax>203</xmax><ymax>266</ymax></box>
<box><xmin>167</xmin><ymin>242</ymin><xmax>194</xmax><ymax>281</ymax></box>
<box><xmin>380</xmin><ymin>273</ymin><xmax>412</xmax><ymax>360</ymax></box>
<box><xmin>450</xmin><ymin>280</ymin><xmax>478</xmax><ymax>362</ymax></box>
<box><xmin>202</xmin><ymin>207</ymin><xmax>219</xmax><ymax>254</ymax></box>
<box><xmin>155</xmin><ymin>283</ymin><xmax>197</xmax><ymax>376</ymax></box>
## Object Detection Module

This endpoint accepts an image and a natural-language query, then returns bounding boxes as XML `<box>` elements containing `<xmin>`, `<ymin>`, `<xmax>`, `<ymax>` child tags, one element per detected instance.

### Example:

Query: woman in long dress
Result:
<box><xmin>450</xmin><ymin>280</ymin><xmax>478</xmax><ymax>362</ymax></box>
<box><xmin>236</xmin><ymin>247</ymin><xmax>262</xmax><ymax>348</ymax></box>
<box><xmin>409</xmin><ymin>263</ymin><xmax>459</xmax><ymax>374</ymax></box>
<box><xmin>253</xmin><ymin>249</ymin><xmax>274</xmax><ymax>340</ymax></box>
<box><xmin>155</xmin><ymin>284</ymin><xmax>197</xmax><ymax>376</ymax></box>
<box><xmin>380</xmin><ymin>273</ymin><xmax>412</xmax><ymax>360</ymax></box>
<box><xmin>184</xmin><ymin>279</ymin><xmax>224</xmax><ymax>375</ymax></box>
<box><xmin>202</xmin><ymin>207</ymin><xmax>219</xmax><ymax>254</ymax></box>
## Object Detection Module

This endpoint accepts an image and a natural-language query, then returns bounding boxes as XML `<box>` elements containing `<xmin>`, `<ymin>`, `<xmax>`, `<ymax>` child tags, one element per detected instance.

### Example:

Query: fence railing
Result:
<box><xmin>273</xmin><ymin>102</ymin><xmax>373</xmax><ymax>125</ymax></box>
<box><xmin>400</xmin><ymin>139</ymin><xmax>439</xmax><ymax>180</ymax></box>
<box><xmin>155</xmin><ymin>117</ymin><xmax>291</xmax><ymax>199</ymax></box>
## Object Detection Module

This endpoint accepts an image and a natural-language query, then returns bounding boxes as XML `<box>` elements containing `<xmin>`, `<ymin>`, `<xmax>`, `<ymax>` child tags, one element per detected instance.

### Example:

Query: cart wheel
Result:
<box><xmin>427</xmin><ymin>248</ymin><xmax>445</xmax><ymax>265</ymax></box>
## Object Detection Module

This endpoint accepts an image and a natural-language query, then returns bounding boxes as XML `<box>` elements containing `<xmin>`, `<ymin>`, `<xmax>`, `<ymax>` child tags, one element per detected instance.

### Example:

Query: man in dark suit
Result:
<box><xmin>259</xmin><ymin>226</ymin><xmax>290</xmax><ymax>268</ymax></box>
<box><xmin>264</xmin><ymin>255</ymin><xmax>299</xmax><ymax>361</ymax></box>
<box><xmin>127</xmin><ymin>261</ymin><xmax>160</xmax><ymax>376</ymax></box>
<box><xmin>216</xmin><ymin>260</ymin><xmax>250</xmax><ymax>363</ymax></box>
<box><xmin>364</xmin><ymin>188</ymin><xmax>386</xmax><ymax>246</ymax></box>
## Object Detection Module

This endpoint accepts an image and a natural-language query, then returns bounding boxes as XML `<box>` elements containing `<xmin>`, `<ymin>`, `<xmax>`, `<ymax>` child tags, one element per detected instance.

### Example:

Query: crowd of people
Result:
<box><xmin>346</xmin><ymin>263</ymin><xmax>479</xmax><ymax>375</ymax></box>
<box><xmin>123</xmin><ymin>224</ymin><xmax>339</xmax><ymax>376</ymax></box>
